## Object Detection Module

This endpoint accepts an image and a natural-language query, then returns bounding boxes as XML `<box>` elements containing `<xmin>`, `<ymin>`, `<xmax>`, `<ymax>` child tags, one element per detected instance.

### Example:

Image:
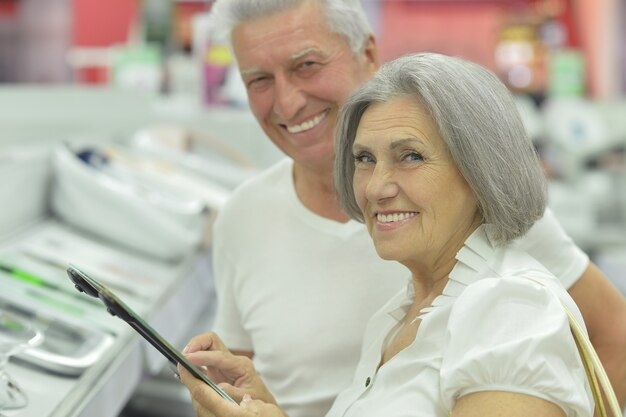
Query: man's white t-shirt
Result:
<box><xmin>211</xmin><ymin>158</ymin><xmax>589</xmax><ymax>417</ymax></box>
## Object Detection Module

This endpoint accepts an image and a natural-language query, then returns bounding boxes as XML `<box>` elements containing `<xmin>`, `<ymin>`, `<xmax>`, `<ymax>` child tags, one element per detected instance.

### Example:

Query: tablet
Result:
<box><xmin>66</xmin><ymin>264</ymin><xmax>235</xmax><ymax>403</ymax></box>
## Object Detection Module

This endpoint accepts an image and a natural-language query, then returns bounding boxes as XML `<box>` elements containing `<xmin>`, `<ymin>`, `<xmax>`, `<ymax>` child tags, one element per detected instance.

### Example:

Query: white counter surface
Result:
<box><xmin>0</xmin><ymin>219</ymin><xmax>215</xmax><ymax>417</ymax></box>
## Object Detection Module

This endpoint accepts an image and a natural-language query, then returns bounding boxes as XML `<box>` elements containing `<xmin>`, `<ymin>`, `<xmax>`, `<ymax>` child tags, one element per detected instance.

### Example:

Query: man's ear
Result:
<box><xmin>363</xmin><ymin>33</ymin><xmax>380</xmax><ymax>74</ymax></box>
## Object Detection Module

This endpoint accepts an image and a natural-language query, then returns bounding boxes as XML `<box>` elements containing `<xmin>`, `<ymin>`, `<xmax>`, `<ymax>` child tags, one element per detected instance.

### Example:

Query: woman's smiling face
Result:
<box><xmin>351</xmin><ymin>96</ymin><xmax>482</xmax><ymax>270</ymax></box>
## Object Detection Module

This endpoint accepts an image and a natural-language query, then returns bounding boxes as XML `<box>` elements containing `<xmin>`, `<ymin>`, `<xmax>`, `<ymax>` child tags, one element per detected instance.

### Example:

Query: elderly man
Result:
<box><xmin>189</xmin><ymin>1</ymin><xmax>626</xmax><ymax>417</ymax></box>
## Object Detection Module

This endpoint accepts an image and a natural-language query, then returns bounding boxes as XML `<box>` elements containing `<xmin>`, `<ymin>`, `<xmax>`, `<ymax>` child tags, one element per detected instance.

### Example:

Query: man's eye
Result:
<box><xmin>246</xmin><ymin>76</ymin><xmax>271</xmax><ymax>90</ymax></box>
<box><xmin>295</xmin><ymin>61</ymin><xmax>319</xmax><ymax>73</ymax></box>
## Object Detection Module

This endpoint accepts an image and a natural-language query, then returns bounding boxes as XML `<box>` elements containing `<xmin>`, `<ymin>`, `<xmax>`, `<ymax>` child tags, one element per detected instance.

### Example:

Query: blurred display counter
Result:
<box><xmin>0</xmin><ymin>219</ymin><xmax>215</xmax><ymax>417</ymax></box>
<box><xmin>0</xmin><ymin>86</ymin><xmax>266</xmax><ymax>417</ymax></box>
<box><xmin>0</xmin><ymin>86</ymin><xmax>282</xmax><ymax>170</ymax></box>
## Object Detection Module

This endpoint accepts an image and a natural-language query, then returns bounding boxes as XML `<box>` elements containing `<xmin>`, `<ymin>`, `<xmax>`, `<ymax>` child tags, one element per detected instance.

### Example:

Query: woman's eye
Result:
<box><xmin>353</xmin><ymin>153</ymin><xmax>374</xmax><ymax>164</ymax></box>
<box><xmin>402</xmin><ymin>151</ymin><xmax>424</xmax><ymax>162</ymax></box>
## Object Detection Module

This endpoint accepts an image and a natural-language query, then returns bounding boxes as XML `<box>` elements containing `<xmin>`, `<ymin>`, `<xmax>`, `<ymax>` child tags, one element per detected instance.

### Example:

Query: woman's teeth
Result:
<box><xmin>377</xmin><ymin>212</ymin><xmax>417</xmax><ymax>223</ymax></box>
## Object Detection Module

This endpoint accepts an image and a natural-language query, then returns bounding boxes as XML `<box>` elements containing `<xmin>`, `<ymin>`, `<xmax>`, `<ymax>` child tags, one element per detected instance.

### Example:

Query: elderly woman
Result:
<box><xmin>179</xmin><ymin>53</ymin><xmax>594</xmax><ymax>417</ymax></box>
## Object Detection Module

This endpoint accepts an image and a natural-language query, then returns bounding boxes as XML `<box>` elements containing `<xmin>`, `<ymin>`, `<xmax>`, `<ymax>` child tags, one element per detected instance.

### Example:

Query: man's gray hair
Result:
<box><xmin>209</xmin><ymin>0</ymin><xmax>372</xmax><ymax>54</ymax></box>
<box><xmin>334</xmin><ymin>52</ymin><xmax>547</xmax><ymax>245</ymax></box>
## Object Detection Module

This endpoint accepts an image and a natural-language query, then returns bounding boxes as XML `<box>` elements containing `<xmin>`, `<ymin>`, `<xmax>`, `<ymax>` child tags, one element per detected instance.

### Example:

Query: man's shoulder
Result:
<box><xmin>517</xmin><ymin>208</ymin><xmax>564</xmax><ymax>245</ymax></box>
<box><xmin>215</xmin><ymin>158</ymin><xmax>292</xmax><ymax>225</ymax></box>
<box><xmin>228</xmin><ymin>158</ymin><xmax>290</xmax><ymax>201</ymax></box>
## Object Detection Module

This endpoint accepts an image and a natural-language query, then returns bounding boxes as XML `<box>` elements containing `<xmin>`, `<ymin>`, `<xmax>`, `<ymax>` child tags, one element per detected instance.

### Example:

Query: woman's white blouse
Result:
<box><xmin>326</xmin><ymin>226</ymin><xmax>594</xmax><ymax>417</ymax></box>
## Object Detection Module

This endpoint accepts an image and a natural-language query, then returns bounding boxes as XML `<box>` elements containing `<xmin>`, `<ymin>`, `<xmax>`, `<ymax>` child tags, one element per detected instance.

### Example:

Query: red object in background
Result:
<box><xmin>173</xmin><ymin>1</ymin><xmax>210</xmax><ymax>51</ymax></box>
<box><xmin>378</xmin><ymin>2</ymin><xmax>507</xmax><ymax>71</ymax></box>
<box><xmin>72</xmin><ymin>0</ymin><xmax>140</xmax><ymax>47</ymax></box>
<box><xmin>550</xmin><ymin>0</ymin><xmax>580</xmax><ymax>48</ymax></box>
<box><xmin>71</xmin><ymin>0</ymin><xmax>141</xmax><ymax>84</ymax></box>
<box><xmin>0</xmin><ymin>0</ymin><xmax>18</xmax><ymax>17</ymax></box>
<box><xmin>73</xmin><ymin>66</ymin><xmax>109</xmax><ymax>84</ymax></box>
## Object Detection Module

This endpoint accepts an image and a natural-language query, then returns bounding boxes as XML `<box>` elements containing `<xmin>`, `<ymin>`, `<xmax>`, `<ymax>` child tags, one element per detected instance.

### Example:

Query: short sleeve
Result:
<box><xmin>210</xmin><ymin>214</ymin><xmax>253</xmax><ymax>351</ymax></box>
<box><xmin>515</xmin><ymin>208</ymin><xmax>589</xmax><ymax>289</ymax></box>
<box><xmin>440</xmin><ymin>277</ymin><xmax>593</xmax><ymax>417</ymax></box>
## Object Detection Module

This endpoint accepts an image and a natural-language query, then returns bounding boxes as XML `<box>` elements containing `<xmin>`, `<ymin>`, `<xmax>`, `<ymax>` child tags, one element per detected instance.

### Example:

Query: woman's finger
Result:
<box><xmin>183</xmin><ymin>332</ymin><xmax>228</xmax><ymax>354</ymax></box>
<box><xmin>186</xmin><ymin>350</ymin><xmax>250</xmax><ymax>373</ymax></box>
<box><xmin>179</xmin><ymin>364</ymin><xmax>250</xmax><ymax>417</ymax></box>
<box><xmin>240</xmin><ymin>397</ymin><xmax>287</xmax><ymax>417</ymax></box>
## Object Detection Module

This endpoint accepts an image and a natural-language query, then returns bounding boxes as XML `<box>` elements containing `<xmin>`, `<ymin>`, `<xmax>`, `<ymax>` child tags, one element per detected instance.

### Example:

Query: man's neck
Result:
<box><xmin>293</xmin><ymin>162</ymin><xmax>351</xmax><ymax>223</ymax></box>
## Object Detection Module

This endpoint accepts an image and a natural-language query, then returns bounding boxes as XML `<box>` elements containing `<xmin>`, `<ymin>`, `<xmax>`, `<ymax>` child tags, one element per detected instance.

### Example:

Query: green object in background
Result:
<box><xmin>142</xmin><ymin>0</ymin><xmax>173</xmax><ymax>47</ymax></box>
<box><xmin>0</xmin><ymin>263</ymin><xmax>45</xmax><ymax>287</ymax></box>
<box><xmin>112</xmin><ymin>45</ymin><xmax>163</xmax><ymax>91</ymax></box>
<box><xmin>0</xmin><ymin>262</ymin><xmax>101</xmax><ymax>308</ymax></box>
<box><xmin>548</xmin><ymin>49</ymin><xmax>586</xmax><ymax>97</ymax></box>
<box><xmin>0</xmin><ymin>263</ymin><xmax>84</xmax><ymax>315</ymax></box>
<box><xmin>0</xmin><ymin>314</ymin><xmax>26</xmax><ymax>331</ymax></box>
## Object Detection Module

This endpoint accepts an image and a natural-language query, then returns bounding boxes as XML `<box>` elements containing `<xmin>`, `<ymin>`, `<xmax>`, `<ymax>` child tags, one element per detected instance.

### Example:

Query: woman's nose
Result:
<box><xmin>365</xmin><ymin>165</ymin><xmax>399</xmax><ymax>202</ymax></box>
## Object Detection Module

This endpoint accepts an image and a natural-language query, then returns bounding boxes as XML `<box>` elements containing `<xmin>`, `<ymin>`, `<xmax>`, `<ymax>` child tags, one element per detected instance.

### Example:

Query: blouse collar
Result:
<box><xmin>388</xmin><ymin>225</ymin><xmax>501</xmax><ymax>321</ymax></box>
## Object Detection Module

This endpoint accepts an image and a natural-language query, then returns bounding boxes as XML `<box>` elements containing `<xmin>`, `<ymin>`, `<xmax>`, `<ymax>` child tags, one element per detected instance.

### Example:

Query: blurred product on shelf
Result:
<box><xmin>0</xmin><ymin>308</ymin><xmax>42</xmax><ymax>412</ymax></box>
<box><xmin>0</xmin><ymin>147</ymin><xmax>51</xmax><ymax>238</ymax></box>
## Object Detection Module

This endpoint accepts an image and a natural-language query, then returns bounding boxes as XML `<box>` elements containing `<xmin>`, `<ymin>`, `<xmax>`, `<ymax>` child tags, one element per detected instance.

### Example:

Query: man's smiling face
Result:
<box><xmin>232</xmin><ymin>2</ymin><xmax>377</xmax><ymax>170</ymax></box>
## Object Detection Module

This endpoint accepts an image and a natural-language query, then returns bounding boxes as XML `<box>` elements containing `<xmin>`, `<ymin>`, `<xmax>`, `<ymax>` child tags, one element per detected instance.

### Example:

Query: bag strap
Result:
<box><xmin>524</xmin><ymin>276</ymin><xmax>621</xmax><ymax>416</ymax></box>
<box><xmin>562</xmin><ymin>303</ymin><xmax>622</xmax><ymax>417</ymax></box>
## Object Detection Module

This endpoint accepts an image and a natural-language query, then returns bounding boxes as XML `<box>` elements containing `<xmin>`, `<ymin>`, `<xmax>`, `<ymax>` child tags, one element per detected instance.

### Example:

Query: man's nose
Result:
<box><xmin>273</xmin><ymin>74</ymin><xmax>306</xmax><ymax>121</ymax></box>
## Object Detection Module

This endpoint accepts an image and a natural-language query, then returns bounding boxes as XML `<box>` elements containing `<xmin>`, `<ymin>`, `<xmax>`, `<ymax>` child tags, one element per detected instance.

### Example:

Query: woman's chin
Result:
<box><xmin>374</xmin><ymin>248</ymin><xmax>401</xmax><ymax>262</ymax></box>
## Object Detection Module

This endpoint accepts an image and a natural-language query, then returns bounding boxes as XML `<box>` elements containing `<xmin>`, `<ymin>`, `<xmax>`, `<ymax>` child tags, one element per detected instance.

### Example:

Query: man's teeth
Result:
<box><xmin>377</xmin><ymin>213</ymin><xmax>417</xmax><ymax>223</ymax></box>
<box><xmin>287</xmin><ymin>111</ymin><xmax>327</xmax><ymax>133</ymax></box>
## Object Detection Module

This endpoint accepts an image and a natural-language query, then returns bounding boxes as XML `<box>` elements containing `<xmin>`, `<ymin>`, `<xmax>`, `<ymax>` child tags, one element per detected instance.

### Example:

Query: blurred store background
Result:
<box><xmin>0</xmin><ymin>1</ymin><xmax>625</xmax><ymax>417</ymax></box>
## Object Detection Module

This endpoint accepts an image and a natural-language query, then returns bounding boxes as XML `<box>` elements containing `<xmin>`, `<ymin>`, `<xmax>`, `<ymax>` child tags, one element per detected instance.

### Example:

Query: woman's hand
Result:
<box><xmin>240</xmin><ymin>395</ymin><xmax>290</xmax><ymax>417</ymax></box>
<box><xmin>181</xmin><ymin>331</ymin><xmax>275</xmax><ymax>403</ymax></box>
<box><xmin>179</xmin><ymin>360</ymin><xmax>242</xmax><ymax>417</ymax></box>
<box><xmin>180</xmin><ymin>366</ymin><xmax>287</xmax><ymax>417</ymax></box>
<box><xmin>178</xmin><ymin>332</ymin><xmax>277</xmax><ymax>413</ymax></box>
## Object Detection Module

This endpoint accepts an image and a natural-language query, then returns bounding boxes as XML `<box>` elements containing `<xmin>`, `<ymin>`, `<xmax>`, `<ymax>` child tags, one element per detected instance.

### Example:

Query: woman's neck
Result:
<box><xmin>407</xmin><ymin>220</ymin><xmax>482</xmax><ymax>305</ymax></box>
<box><xmin>409</xmin><ymin>261</ymin><xmax>455</xmax><ymax>308</ymax></box>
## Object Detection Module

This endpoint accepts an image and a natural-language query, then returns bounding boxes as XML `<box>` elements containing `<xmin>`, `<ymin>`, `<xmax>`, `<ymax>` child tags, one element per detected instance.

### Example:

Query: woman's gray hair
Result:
<box><xmin>208</xmin><ymin>0</ymin><xmax>372</xmax><ymax>54</ymax></box>
<box><xmin>335</xmin><ymin>52</ymin><xmax>547</xmax><ymax>245</ymax></box>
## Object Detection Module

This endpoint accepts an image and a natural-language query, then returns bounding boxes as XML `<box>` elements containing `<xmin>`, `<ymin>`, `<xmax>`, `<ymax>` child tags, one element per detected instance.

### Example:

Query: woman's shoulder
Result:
<box><xmin>452</xmin><ymin>230</ymin><xmax>570</xmax><ymax>315</ymax></box>
<box><xmin>441</xmin><ymin>273</ymin><xmax>593</xmax><ymax>417</ymax></box>
<box><xmin>451</xmin><ymin>270</ymin><xmax>573</xmax><ymax>325</ymax></box>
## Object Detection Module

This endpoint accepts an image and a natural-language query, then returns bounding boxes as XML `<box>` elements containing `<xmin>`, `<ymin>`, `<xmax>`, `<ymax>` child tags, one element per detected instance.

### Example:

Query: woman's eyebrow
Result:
<box><xmin>389</xmin><ymin>137</ymin><xmax>424</xmax><ymax>150</ymax></box>
<box><xmin>352</xmin><ymin>142</ymin><xmax>370</xmax><ymax>153</ymax></box>
<box><xmin>353</xmin><ymin>137</ymin><xmax>423</xmax><ymax>151</ymax></box>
